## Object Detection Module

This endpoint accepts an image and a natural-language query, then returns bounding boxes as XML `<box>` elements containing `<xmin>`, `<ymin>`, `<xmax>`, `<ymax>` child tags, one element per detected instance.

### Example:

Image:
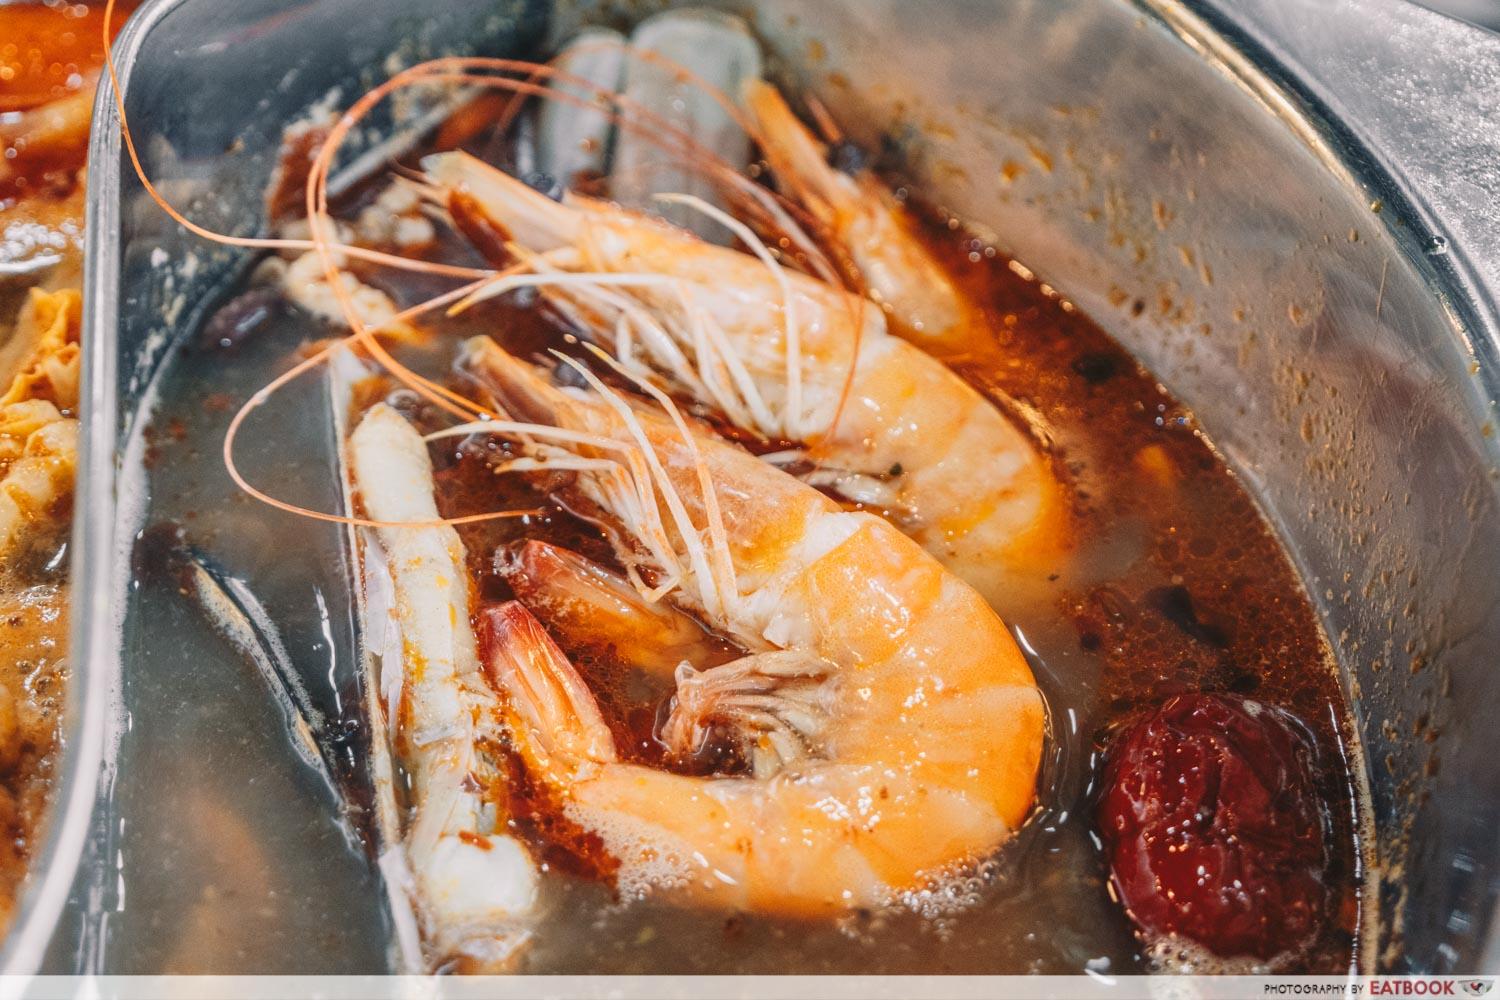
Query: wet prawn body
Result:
<box><xmin>348</xmin><ymin>404</ymin><xmax>538</xmax><ymax>969</ymax></box>
<box><xmin>740</xmin><ymin>80</ymin><xmax>974</xmax><ymax>353</ymax></box>
<box><xmin>425</xmin><ymin>152</ymin><xmax>1067</xmax><ymax>609</ymax></box>
<box><xmin>462</xmin><ymin>339</ymin><xmax>1045</xmax><ymax>916</ymax></box>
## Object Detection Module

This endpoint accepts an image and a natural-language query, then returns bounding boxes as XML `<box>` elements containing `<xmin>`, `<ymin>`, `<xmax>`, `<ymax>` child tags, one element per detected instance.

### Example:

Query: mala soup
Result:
<box><xmin>0</xmin><ymin>0</ymin><xmax>137</xmax><ymax>936</ymax></box>
<box><xmin>116</xmin><ymin>7</ymin><xmax>1370</xmax><ymax>976</ymax></box>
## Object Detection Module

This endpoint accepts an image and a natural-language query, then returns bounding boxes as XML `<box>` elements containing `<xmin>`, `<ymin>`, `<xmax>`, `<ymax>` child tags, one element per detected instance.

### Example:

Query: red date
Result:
<box><xmin>1096</xmin><ymin>692</ymin><xmax>1329</xmax><ymax>961</ymax></box>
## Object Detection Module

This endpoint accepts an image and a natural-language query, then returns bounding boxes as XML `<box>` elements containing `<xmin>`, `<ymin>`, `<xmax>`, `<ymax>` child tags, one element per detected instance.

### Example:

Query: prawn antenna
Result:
<box><xmin>103</xmin><ymin>0</ymin><xmax>866</xmax><ymax>526</ymax></box>
<box><xmin>579</xmin><ymin>342</ymin><xmax>738</xmax><ymax>607</ymax></box>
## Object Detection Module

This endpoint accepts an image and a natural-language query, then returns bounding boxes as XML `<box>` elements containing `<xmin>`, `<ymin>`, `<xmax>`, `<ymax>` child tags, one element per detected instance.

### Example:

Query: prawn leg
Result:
<box><xmin>663</xmin><ymin>650</ymin><xmax>833</xmax><ymax>778</ymax></box>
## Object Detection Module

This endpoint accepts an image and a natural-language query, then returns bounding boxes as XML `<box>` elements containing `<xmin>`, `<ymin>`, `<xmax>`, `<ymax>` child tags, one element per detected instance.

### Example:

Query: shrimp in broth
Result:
<box><xmin>104</xmin><ymin>1</ymin><xmax>1368</xmax><ymax>973</ymax></box>
<box><xmin>423</xmin><ymin>152</ymin><xmax>1070</xmax><ymax>610</ymax></box>
<box><xmin>348</xmin><ymin>404</ymin><xmax>537</xmax><ymax>970</ymax></box>
<box><xmin>741</xmin><ymin>80</ymin><xmax>979</xmax><ymax>357</ymax></box>
<box><xmin>455</xmin><ymin>338</ymin><xmax>1044</xmax><ymax>916</ymax></box>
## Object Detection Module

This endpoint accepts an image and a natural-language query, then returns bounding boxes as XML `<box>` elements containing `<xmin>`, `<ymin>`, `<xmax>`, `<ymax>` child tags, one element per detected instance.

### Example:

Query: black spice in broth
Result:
<box><xmin>345</xmin><ymin>196</ymin><xmax>1366</xmax><ymax>973</ymax></box>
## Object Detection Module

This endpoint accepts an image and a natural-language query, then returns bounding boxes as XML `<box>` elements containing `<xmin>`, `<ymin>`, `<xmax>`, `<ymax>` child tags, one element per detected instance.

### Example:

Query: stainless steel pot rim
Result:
<box><xmin>1164</xmin><ymin>0</ymin><xmax>1500</xmax><ymax>422</ymax></box>
<box><xmin>0</xmin><ymin>0</ymin><xmax>186</xmax><ymax>976</ymax></box>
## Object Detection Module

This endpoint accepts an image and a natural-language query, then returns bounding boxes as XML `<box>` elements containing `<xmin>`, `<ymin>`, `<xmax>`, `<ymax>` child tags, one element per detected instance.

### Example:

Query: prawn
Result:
<box><xmin>423</xmin><ymin>151</ymin><xmax>1068</xmax><ymax>610</ymax></box>
<box><xmin>741</xmin><ymin>80</ymin><xmax>979</xmax><ymax>356</ymax></box>
<box><xmin>281</xmin><ymin>249</ymin><xmax>423</xmax><ymax>343</ymax></box>
<box><xmin>454</xmin><ymin>337</ymin><xmax>1044</xmax><ymax>917</ymax></box>
<box><xmin>348</xmin><ymin>403</ymin><xmax>537</xmax><ymax>970</ymax></box>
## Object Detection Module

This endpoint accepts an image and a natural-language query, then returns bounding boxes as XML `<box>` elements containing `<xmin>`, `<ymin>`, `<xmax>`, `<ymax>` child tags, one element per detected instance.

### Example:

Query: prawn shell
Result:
<box><xmin>464</xmin><ymin>339</ymin><xmax>1047</xmax><ymax>917</ymax></box>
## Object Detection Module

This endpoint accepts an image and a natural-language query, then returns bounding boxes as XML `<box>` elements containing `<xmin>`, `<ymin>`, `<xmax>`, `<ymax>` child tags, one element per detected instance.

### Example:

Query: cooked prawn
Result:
<box><xmin>348</xmin><ymin>403</ymin><xmax>537</xmax><ymax>970</ymax></box>
<box><xmin>741</xmin><ymin>80</ymin><xmax>980</xmax><ymax>356</ymax></box>
<box><xmin>424</xmin><ymin>151</ymin><xmax>1067</xmax><ymax>609</ymax></box>
<box><xmin>454</xmin><ymin>337</ymin><xmax>1044</xmax><ymax>917</ymax></box>
<box><xmin>281</xmin><ymin>250</ymin><xmax>422</xmax><ymax>342</ymax></box>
